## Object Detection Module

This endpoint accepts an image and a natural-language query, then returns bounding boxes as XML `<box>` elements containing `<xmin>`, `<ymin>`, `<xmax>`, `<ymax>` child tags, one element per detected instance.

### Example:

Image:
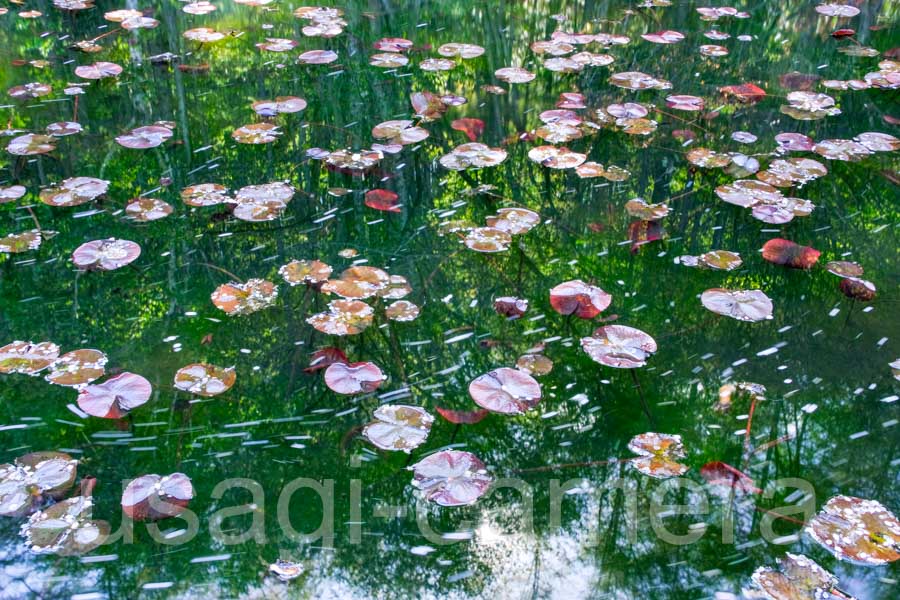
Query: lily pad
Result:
<box><xmin>628</xmin><ymin>432</ymin><xmax>689</xmax><ymax>479</ymax></box>
<box><xmin>805</xmin><ymin>496</ymin><xmax>900</xmax><ymax>566</ymax></box>
<box><xmin>581</xmin><ymin>325</ymin><xmax>657</xmax><ymax>369</ymax></box>
<box><xmin>409</xmin><ymin>450</ymin><xmax>492</xmax><ymax>507</ymax></box>
<box><xmin>363</xmin><ymin>405</ymin><xmax>434</xmax><ymax>453</ymax></box>
<box><xmin>121</xmin><ymin>473</ymin><xmax>194</xmax><ymax>521</ymax></box>
<box><xmin>174</xmin><ymin>363</ymin><xmax>236</xmax><ymax>397</ymax></box>
<box><xmin>468</xmin><ymin>367</ymin><xmax>542</xmax><ymax>415</ymax></box>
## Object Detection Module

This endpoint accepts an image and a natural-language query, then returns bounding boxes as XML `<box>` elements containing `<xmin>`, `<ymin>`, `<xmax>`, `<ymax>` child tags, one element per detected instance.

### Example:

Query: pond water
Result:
<box><xmin>0</xmin><ymin>1</ymin><xmax>899</xmax><ymax>598</ymax></box>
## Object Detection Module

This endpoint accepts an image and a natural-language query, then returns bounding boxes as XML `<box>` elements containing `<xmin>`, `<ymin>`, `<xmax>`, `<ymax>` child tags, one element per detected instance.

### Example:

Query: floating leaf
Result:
<box><xmin>581</xmin><ymin>325</ymin><xmax>657</xmax><ymax>369</ymax></box>
<box><xmin>181</xmin><ymin>183</ymin><xmax>230</xmax><ymax>207</ymax></box>
<box><xmin>125</xmin><ymin>197</ymin><xmax>173</xmax><ymax>222</ymax></box>
<box><xmin>371</xmin><ymin>120</ymin><xmax>428</xmax><ymax>145</ymax></box>
<box><xmin>324</xmin><ymin>361</ymin><xmax>385</xmax><ymax>395</ymax></box>
<box><xmin>468</xmin><ymin>367</ymin><xmax>541</xmax><ymax>415</ymax></box>
<box><xmin>839</xmin><ymin>277</ymin><xmax>876</xmax><ymax>301</ymax></box>
<box><xmin>40</xmin><ymin>177</ymin><xmax>109</xmax><ymax>207</ymax></box>
<box><xmin>72</xmin><ymin>238</ymin><xmax>141</xmax><ymax>271</ymax></box>
<box><xmin>0</xmin><ymin>230</ymin><xmax>42</xmax><ymax>254</ymax></box>
<box><xmin>115</xmin><ymin>125</ymin><xmax>173</xmax><ymax>149</ymax></box>
<box><xmin>121</xmin><ymin>473</ymin><xmax>194</xmax><ymax>521</ymax></box>
<box><xmin>45</xmin><ymin>349</ymin><xmax>107</xmax><ymax>387</ymax></box>
<box><xmin>0</xmin><ymin>185</ymin><xmax>26</xmax><ymax>203</ymax></box>
<box><xmin>549</xmin><ymin>280</ymin><xmax>611</xmax><ymax>318</ymax></box>
<box><xmin>494</xmin><ymin>296</ymin><xmax>528</xmax><ymax>318</ymax></box>
<box><xmin>211</xmin><ymin>279</ymin><xmax>278</xmax><ymax>316</ymax></box>
<box><xmin>464</xmin><ymin>227</ymin><xmax>512</xmax><ymax>253</ymax></box>
<box><xmin>307</xmin><ymin>300</ymin><xmax>374</xmax><ymax>335</ymax></box>
<box><xmin>440</xmin><ymin>143</ymin><xmax>507</xmax><ymax>170</ymax></box>
<box><xmin>269</xmin><ymin>560</ymin><xmax>304</xmax><ymax>582</ymax></box>
<box><xmin>495</xmin><ymin>67</ymin><xmax>535</xmax><ymax>83</ymax></box>
<box><xmin>279</xmin><ymin>259</ymin><xmax>332</xmax><ymax>286</ymax></box>
<box><xmin>8</xmin><ymin>134</ymin><xmax>55</xmax><ymax>156</ymax></box>
<box><xmin>677</xmin><ymin>250</ymin><xmax>743</xmax><ymax>271</ymax></box>
<box><xmin>625</xmin><ymin>198</ymin><xmax>670</xmax><ymax>221</ymax></box>
<box><xmin>815</xmin><ymin>3</ymin><xmax>860</xmax><ymax>17</ymax></box>
<box><xmin>701</xmin><ymin>289</ymin><xmax>774</xmax><ymax>322</ymax></box>
<box><xmin>719</xmin><ymin>82</ymin><xmax>766</xmax><ymax>102</ymax></box>
<box><xmin>528</xmin><ymin>145</ymin><xmax>586</xmax><ymax>169</ymax></box>
<box><xmin>516</xmin><ymin>353</ymin><xmax>553</xmax><ymax>376</ymax></box>
<box><xmin>642</xmin><ymin>30</ymin><xmax>685</xmax><ymax>44</ymax></box>
<box><xmin>0</xmin><ymin>452</ymin><xmax>77</xmax><ymax>517</ymax></box>
<box><xmin>386</xmin><ymin>300</ymin><xmax>420</xmax><ymax>322</ymax></box>
<box><xmin>409</xmin><ymin>450</ymin><xmax>492</xmax><ymax>507</ymax></box>
<box><xmin>436</xmin><ymin>407</ymin><xmax>490</xmax><ymax>424</ymax></box>
<box><xmin>805</xmin><ymin>496</ymin><xmax>900</xmax><ymax>565</ymax></box>
<box><xmin>761</xmin><ymin>238</ymin><xmax>821</xmax><ymax>269</ymax></box>
<box><xmin>77</xmin><ymin>372</ymin><xmax>152</xmax><ymax>418</ymax></box>
<box><xmin>363</xmin><ymin>405</ymin><xmax>433</xmax><ymax>452</ymax></box>
<box><xmin>304</xmin><ymin>347</ymin><xmax>347</xmax><ymax>373</ymax></box>
<box><xmin>21</xmin><ymin>495</ymin><xmax>108</xmax><ymax>556</ymax></box>
<box><xmin>627</xmin><ymin>432</ymin><xmax>689</xmax><ymax>479</ymax></box>
<box><xmin>451</xmin><ymin>118</ymin><xmax>485</xmax><ymax>142</ymax></box>
<box><xmin>825</xmin><ymin>260</ymin><xmax>864</xmax><ymax>278</ymax></box>
<box><xmin>748</xmin><ymin>553</ymin><xmax>846</xmax><ymax>600</ymax></box>
<box><xmin>700</xmin><ymin>461</ymin><xmax>761</xmax><ymax>494</ymax></box>
<box><xmin>232</xmin><ymin>123</ymin><xmax>280</xmax><ymax>144</ymax></box>
<box><xmin>174</xmin><ymin>363</ymin><xmax>236</xmax><ymax>397</ymax></box>
<box><xmin>364</xmin><ymin>189</ymin><xmax>401</xmax><ymax>212</ymax></box>
<box><xmin>0</xmin><ymin>341</ymin><xmax>60</xmax><ymax>375</ymax></box>
<box><xmin>74</xmin><ymin>61</ymin><xmax>123</xmax><ymax>79</ymax></box>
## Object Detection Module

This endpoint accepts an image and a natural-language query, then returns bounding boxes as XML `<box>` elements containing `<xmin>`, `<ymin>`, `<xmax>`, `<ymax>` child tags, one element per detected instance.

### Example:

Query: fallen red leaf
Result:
<box><xmin>364</xmin><ymin>188</ymin><xmax>401</xmax><ymax>212</ymax></box>
<box><xmin>451</xmin><ymin>118</ymin><xmax>485</xmax><ymax>142</ymax></box>
<box><xmin>304</xmin><ymin>347</ymin><xmax>348</xmax><ymax>373</ymax></box>
<box><xmin>761</xmin><ymin>238</ymin><xmax>821</xmax><ymax>269</ymax></box>
<box><xmin>436</xmin><ymin>407</ymin><xmax>490</xmax><ymax>424</ymax></box>
<box><xmin>700</xmin><ymin>461</ymin><xmax>762</xmax><ymax>494</ymax></box>
<box><xmin>719</xmin><ymin>83</ymin><xmax>766</xmax><ymax>103</ymax></box>
<box><xmin>831</xmin><ymin>28</ymin><xmax>855</xmax><ymax>38</ymax></box>
<box><xmin>627</xmin><ymin>220</ymin><xmax>664</xmax><ymax>253</ymax></box>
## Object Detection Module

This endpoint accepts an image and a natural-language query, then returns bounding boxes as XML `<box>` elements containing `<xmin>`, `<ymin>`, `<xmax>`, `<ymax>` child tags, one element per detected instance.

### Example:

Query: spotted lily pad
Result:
<box><xmin>8</xmin><ymin>134</ymin><xmax>55</xmax><ymax>156</ymax></box>
<box><xmin>21</xmin><ymin>495</ymin><xmax>108</xmax><ymax>556</ymax></box>
<box><xmin>386</xmin><ymin>300</ymin><xmax>420</xmax><ymax>322</ymax></box>
<box><xmin>748</xmin><ymin>553</ymin><xmax>845</xmax><ymax>600</ymax></box>
<box><xmin>0</xmin><ymin>341</ymin><xmax>60</xmax><ymax>375</ymax></box>
<box><xmin>677</xmin><ymin>250</ymin><xmax>743</xmax><ymax>271</ymax></box>
<box><xmin>174</xmin><ymin>363</ymin><xmax>236</xmax><ymax>397</ymax></box>
<box><xmin>211</xmin><ymin>279</ymin><xmax>278</xmax><ymax>316</ymax></box>
<box><xmin>307</xmin><ymin>300</ymin><xmax>374</xmax><ymax>335</ymax></box>
<box><xmin>279</xmin><ymin>259</ymin><xmax>332</xmax><ymax>286</ymax></box>
<box><xmin>40</xmin><ymin>177</ymin><xmax>109</xmax><ymax>207</ymax></box>
<box><xmin>627</xmin><ymin>432</ymin><xmax>689</xmax><ymax>479</ymax></box>
<box><xmin>363</xmin><ymin>405</ymin><xmax>434</xmax><ymax>453</ymax></box>
<box><xmin>0</xmin><ymin>230</ymin><xmax>42</xmax><ymax>253</ymax></box>
<box><xmin>0</xmin><ymin>452</ymin><xmax>77</xmax><ymax>517</ymax></box>
<box><xmin>126</xmin><ymin>197</ymin><xmax>173</xmax><ymax>222</ymax></box>
<box><xmin>181</xmin><ymin>183</ymin><xmax>230</xmax><ymax>207</ymax></box>
<box><xmin>72</xmin><ymin>238</ymin><xmax>141</xmax><ymax>271</ymax></box>
<box><xmin>44</xmin><ymin>349</ymin><xmax>107</xmax><ymax>387</ymax></box>
<box><xmin>805</xmin><ymin>496</ymin><xmax>900</xmax><ymax>566</ymax></box>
